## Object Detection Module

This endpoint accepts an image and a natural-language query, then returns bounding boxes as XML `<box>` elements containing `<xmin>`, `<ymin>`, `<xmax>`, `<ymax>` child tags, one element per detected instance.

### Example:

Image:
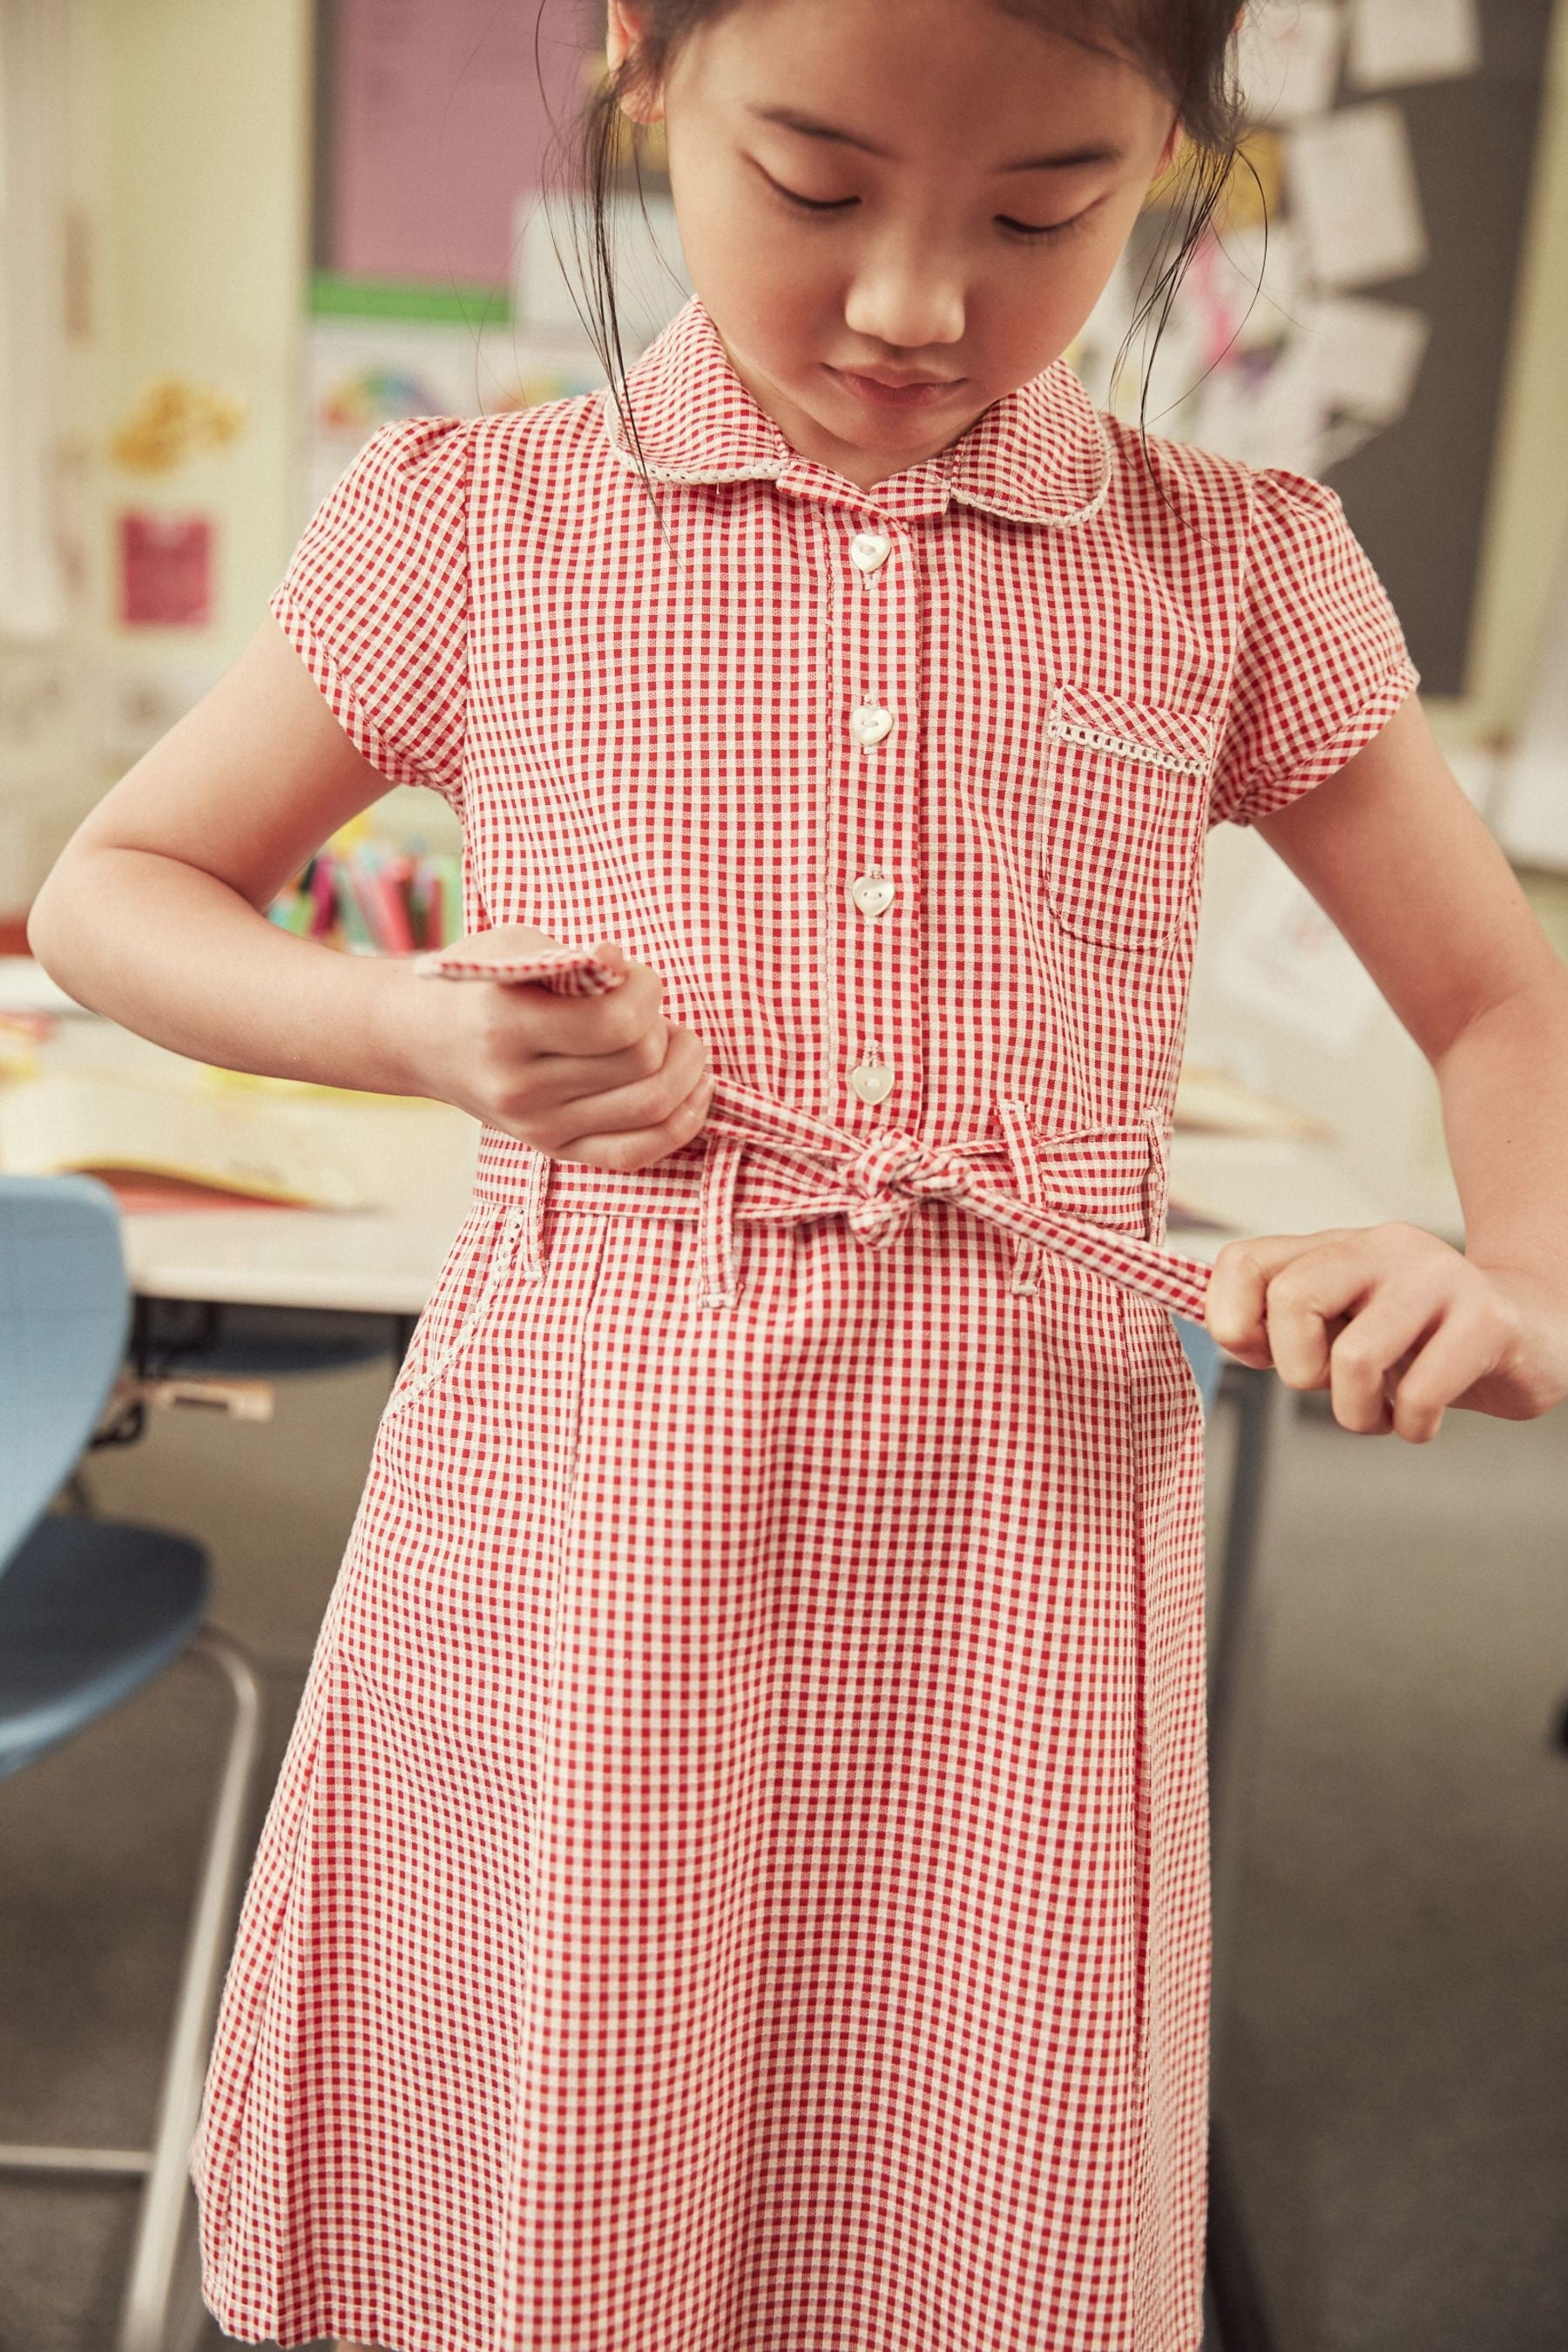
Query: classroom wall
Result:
<box><xmin>7</xmin><ymin>0</ymin><xmax>317</xmax><ymax>902</ymax></box>
<box><xmin>7</xmin><ymin>0</ymin><xmax>1567</xmax><ymax>1231</ymax></box>
<box><xmin>94</xmin><ymin>0</ymin><xmax>311</xmax><ymax>662</ymax></box>
<box><xmin>1461</xmin><ymin>0</ymin><xmax>1568</xmax><ymax>743</ymax></box>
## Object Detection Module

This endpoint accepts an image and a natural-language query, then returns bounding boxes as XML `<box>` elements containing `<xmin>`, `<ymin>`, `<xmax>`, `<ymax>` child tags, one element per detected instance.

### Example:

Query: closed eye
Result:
<box><xmin>761</xmin><ymin>172</ymin><xmax>1097</xmax><ymax>242</ymax></box>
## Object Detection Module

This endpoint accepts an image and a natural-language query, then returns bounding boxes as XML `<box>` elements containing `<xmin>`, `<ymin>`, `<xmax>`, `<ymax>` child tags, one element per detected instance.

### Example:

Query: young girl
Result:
<box><xmin>30</xmin><ymin>3</ymin><xmax>1568</xmax><ymax>2349</ymax></box>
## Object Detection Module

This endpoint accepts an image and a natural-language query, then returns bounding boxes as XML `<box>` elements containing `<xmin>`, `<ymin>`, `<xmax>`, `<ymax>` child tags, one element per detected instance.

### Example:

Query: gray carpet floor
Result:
<box><xmin>1</xmin><ymin>1348</ymin><xmax>1564</xmax><ymax>2352</ymax></box>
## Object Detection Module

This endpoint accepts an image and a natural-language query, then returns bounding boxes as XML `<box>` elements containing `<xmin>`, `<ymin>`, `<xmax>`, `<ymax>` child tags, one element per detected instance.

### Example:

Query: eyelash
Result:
<box><xmin>767</xmin><ymin>178</ymin><xmax>1091</xmax><ymax>242</ymax></box>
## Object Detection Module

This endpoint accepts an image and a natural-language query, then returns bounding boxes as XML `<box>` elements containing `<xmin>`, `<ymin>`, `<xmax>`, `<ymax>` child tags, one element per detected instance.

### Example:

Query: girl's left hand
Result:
<box><xmin>1203</xmin><ymin>1224</ymin><xmax>1568</xmax><ymax>1441</ymax></box>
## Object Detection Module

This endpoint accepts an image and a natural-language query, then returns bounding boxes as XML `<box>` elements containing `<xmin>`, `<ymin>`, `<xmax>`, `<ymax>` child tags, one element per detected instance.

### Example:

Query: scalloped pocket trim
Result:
<box><xmin>381</xmin><ymin>1202</ymin><xmax>529</xmax><ymax>1423</ymax></box>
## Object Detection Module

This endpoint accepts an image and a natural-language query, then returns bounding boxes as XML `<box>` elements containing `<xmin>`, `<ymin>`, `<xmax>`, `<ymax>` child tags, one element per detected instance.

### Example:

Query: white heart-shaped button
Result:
<box><xmin>850</xmin><ymin>703</ymin><xmax>892</xmax><ymax>748</ymax></box>
<box><xmin>851</xmin><ymin>873</ymin><xmax>896</xmax><ymax>917</ymax></box>
<box><xmin>849</xmin><ymin>1060</ymin><xmax>896</xmax><ymax>1105</ymax></box>
<box><xmin>849</xmin><ymin>531</ymin><xmax>890</xmax><ymax>573</ymax></box>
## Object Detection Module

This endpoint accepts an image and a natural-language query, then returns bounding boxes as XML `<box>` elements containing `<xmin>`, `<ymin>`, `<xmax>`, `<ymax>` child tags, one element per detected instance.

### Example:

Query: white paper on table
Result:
<box><xmin>1238</xmin><ymin>0</ymin><xmax>1346</xmax><ymax>125</ymax></box>
<box><xmin>1348</xmin><ymin>0</ymin><xmax>1482</xmax><ymax>91</ymax></box>
<box><xmin>1293</xmin><ymin>294</ymin><xmax>1430</xmax><ymax>423</ymax></box>
<box><xmin>1213</xmin><ymin>855</ymin><xmax>1382</xmax><ymax>1056</ymax></box>
<box><xmin>1286</xmin><ymin>104</ymin><xmax>1429</xmax><ymax>290</ymax></box>
<box><xmin>0</xmin><ymin>956</ymin><xmax>92</xmax><ymax>1016</ymax></box>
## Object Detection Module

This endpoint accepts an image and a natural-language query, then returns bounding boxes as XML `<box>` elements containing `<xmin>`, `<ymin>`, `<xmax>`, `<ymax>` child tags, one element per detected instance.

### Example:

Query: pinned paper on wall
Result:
<box><xmin>1237</xmin><ymin>0</ymin><xmax>1346</xmax><ymax>125</ymax></box>
<box><xmin>1076</xmin><ymin>80</ymin><xmax>1435</xmax><ymax>482</ymax></box>
<box><xmin>1192</xmin><ymin>344</ymin><xmax>1330</xmax><ymax>476</ymax></box>
<box><xmin>1292</xmin><ymin>294</ymin><xmax>1431</xmax><ymax>425</ymax></box>
<box><xmin>1286</xmin><ymin>103</ymin><xmax>1429</xmax><ymax>289</ymax></box>
<box><xmin>1348</xmin><ymin>0</ymin><xmax>1482</xmax><ymax>92</ymax></box>
<box><xmin>1213</xmin><ymin>855</ymin><xmax>1383</xmax><ymax>1057</ymax></box>
<box><xmin>326</xmin><ymin>0</ymin><xmax>583</xmax><ymax>287</ymax></box>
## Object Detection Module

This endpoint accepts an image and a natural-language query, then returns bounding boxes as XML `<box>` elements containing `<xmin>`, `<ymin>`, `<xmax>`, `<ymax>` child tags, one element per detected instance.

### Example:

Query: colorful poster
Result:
<box><xmin>304</xmin><ymin>314</ymin><xmax>610</xmax><ymax>519</ymax></box>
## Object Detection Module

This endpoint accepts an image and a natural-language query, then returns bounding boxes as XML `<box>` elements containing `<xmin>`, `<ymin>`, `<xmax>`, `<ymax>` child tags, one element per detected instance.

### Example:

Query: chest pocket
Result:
<box><xmin>1039</xmin><ymin>683</ymin><xmax>1217</xmax><ymax>951</ymax></box>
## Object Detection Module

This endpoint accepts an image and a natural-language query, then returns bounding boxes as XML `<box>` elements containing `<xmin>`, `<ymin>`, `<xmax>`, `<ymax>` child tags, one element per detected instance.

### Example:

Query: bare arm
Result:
<box><xmin>1250</xmin><ymin>692</ymin><xmax>1568</xmax><ymax>1286</ymax></box>
<box><xmin>27</xmin><ymin>615</ymin><xmax>427</xmax><ymax>1093</ymax></box>
<box><xmin>25</xmin><ymin>615</ymin><xmax>713</xmax><ymax>1166</ymax></box>
<box><xmin>1205</xmin><ymin>692</ymin><xmax>1568</xmax><ymax>1434</ymax></box>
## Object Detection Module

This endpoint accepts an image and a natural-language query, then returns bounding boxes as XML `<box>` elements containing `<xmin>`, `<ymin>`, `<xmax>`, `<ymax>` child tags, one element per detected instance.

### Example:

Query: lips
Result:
<box><xmin>838</xmin><ymin>369</ymin><xmax>961</xmax><ymax>389</ymax></box>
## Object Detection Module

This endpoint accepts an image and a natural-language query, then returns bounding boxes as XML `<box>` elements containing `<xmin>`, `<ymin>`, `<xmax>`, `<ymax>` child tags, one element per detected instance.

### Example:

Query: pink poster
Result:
<box><xmin>328</xmin><ymin>0</ymin><xmax>594</xmax><ymax>287</ymax></box>
<box><xmin>118</xmin><ymin>514</ymin><xmax>214</xmax><ymax>628</ymax></box>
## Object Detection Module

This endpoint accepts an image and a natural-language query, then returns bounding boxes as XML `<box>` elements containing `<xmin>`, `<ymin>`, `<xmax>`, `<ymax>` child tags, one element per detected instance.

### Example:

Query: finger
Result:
<box><xmin>1261</xmin><ymin>1236</ymin><xmax>1382</xmax><ymax>1391</ymax></box>
<box><xmin>1326</xmin><ymin>1289</ymin><xmax>1443</xmax><ymax>1436</ymax></box>
<box><xmin>556</xmin><ymin>1065</ymin><xmax>716</xmax><ymax>1172</ymax></box>
<box><xmin>507</xmin><ymin>1023</ymin><xmax>672</xmax><ymax>1109</ymax></box>
<box><xmin>473</xmin><ymin>951</ymin><xmax>665</xmax><ymax>1060</ymax></box>
<box><xmin>1381</xmin><ymin>1303</ymin><xmax>1506</xmax><ymax>1444</ymax></box>
<box><xmin>1204</xmin><ymin>1229</ymin><xmax>1360</xmax><ymax>1368</ymax></box>
<box><xmin>520</xmin><ymin>952</ymin><xmax>665</xmax><ymax>1056</ymax></box>
<box><xmin>533</xmin><ymin>1023</ymin><xmax>709</xmax><ymax>1151</ymax></box>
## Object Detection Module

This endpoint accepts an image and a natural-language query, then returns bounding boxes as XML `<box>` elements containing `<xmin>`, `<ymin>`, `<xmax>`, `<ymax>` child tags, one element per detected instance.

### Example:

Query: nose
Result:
<box><xmin>842</xmin><ymin>254</ymin><xmax>965</xmax><ymax>361</ymax></box>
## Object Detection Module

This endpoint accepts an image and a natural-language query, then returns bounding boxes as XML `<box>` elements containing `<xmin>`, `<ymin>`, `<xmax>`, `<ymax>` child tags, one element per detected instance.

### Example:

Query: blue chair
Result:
<box><xmin>0</xmin><ymin>1174</ymin><xmax>266</xmax><ymax>2352</ymax></box>
<box><xmin>1175</xmin><ymin>1310</ymin><xmax>1225</xmax><ymax>1417</ymax></box>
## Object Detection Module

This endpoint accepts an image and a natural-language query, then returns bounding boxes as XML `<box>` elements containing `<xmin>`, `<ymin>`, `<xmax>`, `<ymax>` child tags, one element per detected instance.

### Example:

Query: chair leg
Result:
<box><xmin>113</xmin><ymin>1625</ymin><xmax>267</xmax><ymax>2352</ymax></box>
<box><xmin>1202</xmin><ymin>1369</ymin><xmax>1289</xmax><ymax>2352</ymax></box>
<box><xmin>59</xmin><ymin>1467</ymin><xmax>95</xmax><ymax>1515</ymax></box>
<box><xmin>1205</xmin><ymin>2113</ymin><xmax>1278</xmax><ymax>2351</ymax></box>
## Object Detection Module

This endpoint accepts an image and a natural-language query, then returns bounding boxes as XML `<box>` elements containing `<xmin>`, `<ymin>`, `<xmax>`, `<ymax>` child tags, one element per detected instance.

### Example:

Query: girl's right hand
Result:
<box><xmin>390</xmin><ymin>923</ymin><xmax>716</xmax><ymax>1172</ymax></box>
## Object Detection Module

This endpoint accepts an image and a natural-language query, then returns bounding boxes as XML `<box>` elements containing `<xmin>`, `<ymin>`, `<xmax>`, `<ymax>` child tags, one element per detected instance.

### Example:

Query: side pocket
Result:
<box><xmin>381</xmin><ymin>1200</ymin><xmax>529</xmax><ymax>1424</ymax></box>
<box><xmin>1039</xmin><ymin>682</ymin><xmax>1217</xmax><ymax>951</ymax></box>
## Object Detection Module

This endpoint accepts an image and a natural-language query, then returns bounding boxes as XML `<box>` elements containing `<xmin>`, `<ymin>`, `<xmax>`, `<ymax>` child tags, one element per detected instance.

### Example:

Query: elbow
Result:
<box><xmin>25</xmin><ymin>876</ymin><xmax>61</xmax><ymax>970</ymax></box>
<box><xmin>25</xmin><ymin>855</ymin><xmax>89</xmax><ymax>988</ymax></box>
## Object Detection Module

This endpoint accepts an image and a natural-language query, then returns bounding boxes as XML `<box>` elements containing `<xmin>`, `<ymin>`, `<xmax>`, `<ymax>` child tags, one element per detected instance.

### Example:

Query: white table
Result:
<box><xmin>20</xmin><ymin>1017</ymin><xmax>480</xmax><ymax>1317</ymax></box>
<box><xmin>17</xmin><ymin>1014</ymin><xmax>1423</xmax><ymax>1315</ymax></box>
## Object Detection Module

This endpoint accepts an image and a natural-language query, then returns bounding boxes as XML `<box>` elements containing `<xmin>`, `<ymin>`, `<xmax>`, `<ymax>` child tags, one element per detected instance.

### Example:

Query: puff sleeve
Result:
<box><xmin>268</xmin><ymin>416</ymin><xmax>477</xmax><ymax>815</ymax></box>
<box><xmin>1209</xmin><ymin>467</ymin><xmax>1421</xmax><ymax>829</ymax></box>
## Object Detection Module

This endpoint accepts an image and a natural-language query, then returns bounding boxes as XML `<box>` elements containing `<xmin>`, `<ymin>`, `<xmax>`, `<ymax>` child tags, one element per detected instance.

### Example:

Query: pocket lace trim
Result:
<box><xmin>1047</xmin><ymin>716</ymin><xmax>1212</xmax><ymax>777</ymax></box>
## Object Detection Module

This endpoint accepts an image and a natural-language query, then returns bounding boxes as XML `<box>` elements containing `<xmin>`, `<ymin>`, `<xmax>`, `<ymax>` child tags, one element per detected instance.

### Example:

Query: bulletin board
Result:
<box><xmin>309</xmin><ymin>0</ymin><xmax>592</xmax><ymax>302</ymax></box>
<box><xmin>1068</xmin><ymin>0</ymin><xmax>1568</xmax><ymax>734</ymax></box>
<box><xmin>1327</xmin><ymin>0</ymin><xmax>1557</xmax><ymax>700</ymax></box>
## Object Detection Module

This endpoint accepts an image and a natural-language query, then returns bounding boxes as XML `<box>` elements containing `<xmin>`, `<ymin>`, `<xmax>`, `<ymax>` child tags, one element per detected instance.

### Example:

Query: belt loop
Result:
<box><xmin>1143</xmin><ymin>1106</ymin><xmax>1171</xmax><ymax>1244</ymax></box>
<box><xmin>997</xmin><ymin>1098</ymin><xmax>1043</xmax><ymax>1296</ymax></box>
<box><xmin>694</xmin><ymin>1132</ymin><xmax>746</xmax><ymax>1308</ymax></box>
<box><xmin>517</xmin><ymin>1144</ymin><xmax>554</xmax><ymax>1280</ymax></box>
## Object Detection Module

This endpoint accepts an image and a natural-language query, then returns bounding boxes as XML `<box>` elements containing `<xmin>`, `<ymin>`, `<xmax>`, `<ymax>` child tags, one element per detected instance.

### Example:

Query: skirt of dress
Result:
<box><xmin>189</xmin><ymin>1193</ymin><xmax>1211</xmax><ymax>2352</ymax></box>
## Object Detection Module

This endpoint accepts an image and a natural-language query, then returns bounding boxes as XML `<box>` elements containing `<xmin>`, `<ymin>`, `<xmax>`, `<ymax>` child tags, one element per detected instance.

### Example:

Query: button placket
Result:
<box><xmin>834</xmin><ymin>512</ymin><xmax>922</xmax><ymax>1131</ymax></box>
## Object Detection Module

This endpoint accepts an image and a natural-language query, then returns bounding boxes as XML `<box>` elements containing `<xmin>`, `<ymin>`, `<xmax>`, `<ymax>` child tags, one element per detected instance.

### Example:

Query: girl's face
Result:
<box><xmin>606</xmin><ymin>0</ymin><xmax>1183</xmax><ymax>492</ymax></box>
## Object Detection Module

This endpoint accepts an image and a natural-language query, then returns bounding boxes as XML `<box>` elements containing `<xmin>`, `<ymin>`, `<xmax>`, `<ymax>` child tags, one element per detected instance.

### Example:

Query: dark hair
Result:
<box><xmin>535</xmin><ymin>0</ymin><xmax>1252</xmax><ymax>540</ymax></box>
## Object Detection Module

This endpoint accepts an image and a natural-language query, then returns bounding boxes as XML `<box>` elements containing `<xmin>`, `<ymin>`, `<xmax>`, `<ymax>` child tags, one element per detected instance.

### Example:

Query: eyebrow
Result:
<box><xmin>745</xmin><ymin>103</ymin><xmax>1126</xmax><ymax>172</ymax></box>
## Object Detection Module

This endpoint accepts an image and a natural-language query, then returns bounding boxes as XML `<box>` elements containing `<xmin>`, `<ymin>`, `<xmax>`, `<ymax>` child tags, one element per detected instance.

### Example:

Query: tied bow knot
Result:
<box><xmin>841</xmin><ymin>1134</ymin><xmax>973</xmax><ymax>1247</ymax></box>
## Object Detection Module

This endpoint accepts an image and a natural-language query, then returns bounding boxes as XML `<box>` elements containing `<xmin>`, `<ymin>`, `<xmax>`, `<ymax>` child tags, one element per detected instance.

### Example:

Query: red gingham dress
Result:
<box><xmin>190</xmin><ymin>292</ymin><xmax>1417</xmax><ymax>2352</ymax></box>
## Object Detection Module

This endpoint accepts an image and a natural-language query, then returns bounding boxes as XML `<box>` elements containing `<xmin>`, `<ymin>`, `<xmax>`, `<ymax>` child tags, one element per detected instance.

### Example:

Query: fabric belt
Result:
<box><xmin>477</xmin><ymin>1076</ymin><xmax>1215</xmax><ymax>1325</ymax></box>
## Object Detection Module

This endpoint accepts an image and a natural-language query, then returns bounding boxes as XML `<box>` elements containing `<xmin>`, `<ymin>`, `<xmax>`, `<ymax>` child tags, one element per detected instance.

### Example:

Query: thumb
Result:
<box><xmin>441</xmin><ymin>922</ymin><xmax>560</xmax><ymax>965</ymax></box>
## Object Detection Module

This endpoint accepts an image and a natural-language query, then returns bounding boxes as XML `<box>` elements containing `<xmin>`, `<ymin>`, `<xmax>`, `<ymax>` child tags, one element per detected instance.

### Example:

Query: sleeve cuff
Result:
<box><xmin>269</xmin><ymin>583</ymin><xmax>467</xmax><ymax>818</ymax></box>
<box><xmin>1222</xmin><ymin>654</ymin><xmax>1421</xmax><ymax>828</ymax></box>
